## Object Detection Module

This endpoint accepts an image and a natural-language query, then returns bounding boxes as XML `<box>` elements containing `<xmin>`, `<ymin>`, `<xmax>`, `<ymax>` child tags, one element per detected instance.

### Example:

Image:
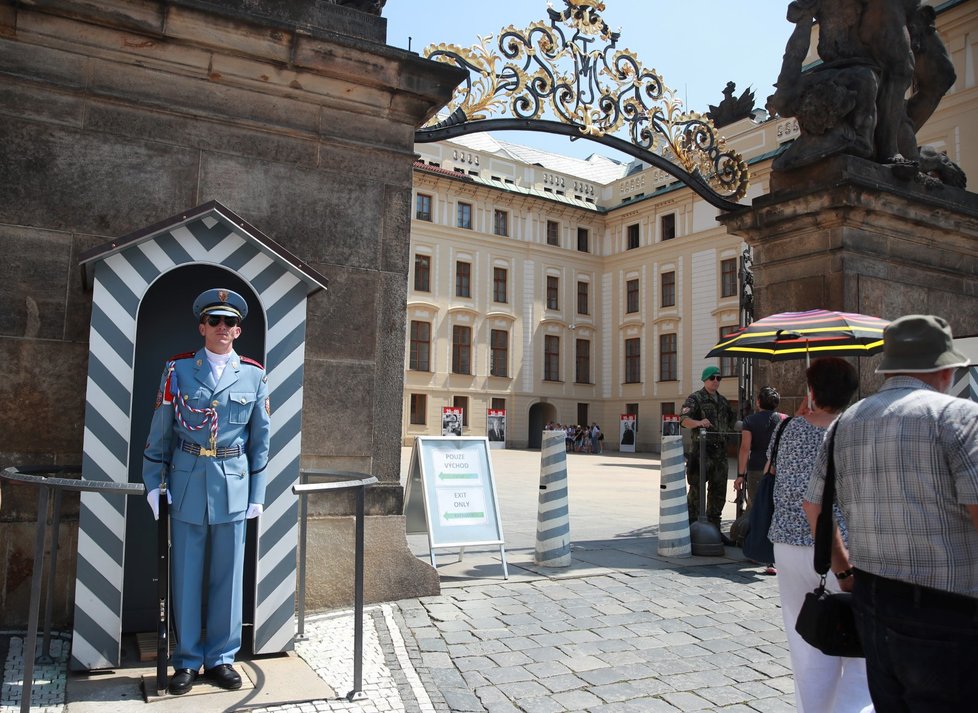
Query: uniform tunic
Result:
<box><xmin>143</xmin><ymin>348</ymin><xmax>271</xmax><ymax>670</ymax></box>
<box><xmin>681</xmin><ymin>387</ymin><xmax>735</xmax><ymax>524</ymax></box>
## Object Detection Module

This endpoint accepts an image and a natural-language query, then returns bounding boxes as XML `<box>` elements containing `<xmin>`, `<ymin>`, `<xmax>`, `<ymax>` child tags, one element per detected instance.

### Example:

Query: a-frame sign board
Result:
<box><xmin>404</xmin><ymin>436</ymin><xmax>508</xmax><ymax>578</ymax></box>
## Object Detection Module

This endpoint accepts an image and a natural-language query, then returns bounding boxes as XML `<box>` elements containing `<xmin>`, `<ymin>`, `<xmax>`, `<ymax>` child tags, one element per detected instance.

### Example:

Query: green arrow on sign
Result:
<box><xmin>444</xmin><ymin>512</ymin><xmax>485</xmax><ymax>520</ymax></box>
<box><xmin>438</xmin><ymin>472</ymin><xmax>477</xmax><ymax>479</ymax></box>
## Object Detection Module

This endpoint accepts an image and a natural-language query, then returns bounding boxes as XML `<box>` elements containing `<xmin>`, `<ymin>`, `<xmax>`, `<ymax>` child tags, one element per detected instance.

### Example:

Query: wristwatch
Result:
<box><xmin>834</xmin><ymin>567</ymin><xmax>856</xmax><ymax>580</ymax></box>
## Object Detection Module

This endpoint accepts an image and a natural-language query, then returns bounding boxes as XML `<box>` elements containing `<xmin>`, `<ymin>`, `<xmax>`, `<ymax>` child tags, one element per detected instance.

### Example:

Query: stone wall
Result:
<box><xmin>721</xmin><ymin>155</ymin><xmax>978</xmax><ymax>405</ymax></box>
<box><xmin>0</xmin><ymin>0</ymin><xmax>463</xmax><ymax>626</ymax></box>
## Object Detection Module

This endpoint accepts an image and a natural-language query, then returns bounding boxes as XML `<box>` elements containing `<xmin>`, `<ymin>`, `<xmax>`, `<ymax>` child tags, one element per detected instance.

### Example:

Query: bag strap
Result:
<box><xmin>813</xmin><ymin>421</ymin><xmax>840</xmax><ymax>576</ymax></box>
<box><xmin>764</xmin><ymin>416</ymin><xmax>794</xmax><ymax>476</ymax></box>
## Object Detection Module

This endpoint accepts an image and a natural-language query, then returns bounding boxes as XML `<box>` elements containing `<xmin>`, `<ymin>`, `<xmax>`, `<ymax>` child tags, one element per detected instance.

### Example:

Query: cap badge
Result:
<box><xmin>218</xmin><ymin>290</ymin><xmax>229</xmax><ymax>303</ymax></box>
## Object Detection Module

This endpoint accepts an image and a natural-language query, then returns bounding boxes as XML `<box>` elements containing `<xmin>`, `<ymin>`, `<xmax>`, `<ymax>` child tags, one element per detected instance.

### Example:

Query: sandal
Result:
<box><xmin>763</xmin><ymin>565</ymin><xmax>777</xmax><ymax>576</ymax></box>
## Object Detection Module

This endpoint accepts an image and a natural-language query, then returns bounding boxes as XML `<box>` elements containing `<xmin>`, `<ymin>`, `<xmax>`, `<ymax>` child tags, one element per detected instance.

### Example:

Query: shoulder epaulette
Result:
<box><xmin>241</xmin><ymin>356</ymin><xmax>265</xmax><ymax>369</ymax></box>
<box><xmin>168</xmin><ymin>351</ymin><xmax>196</xmax><ymax>362</ymax></box>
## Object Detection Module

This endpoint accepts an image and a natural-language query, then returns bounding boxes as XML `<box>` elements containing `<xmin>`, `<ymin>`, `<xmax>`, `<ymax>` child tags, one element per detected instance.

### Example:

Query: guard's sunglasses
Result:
<box><xmin>708</xmin><ymin>375</ymin><xmax>722</xmax><ymax>381</ymax></box>
<box><xmin>205</xmin><ymin>315</ymin><xmax>239</xmax><ymax>328</ymax></box>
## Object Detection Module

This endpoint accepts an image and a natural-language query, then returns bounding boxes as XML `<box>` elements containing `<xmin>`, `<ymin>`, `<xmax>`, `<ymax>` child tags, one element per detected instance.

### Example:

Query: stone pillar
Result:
<box><xmin>0</xmin><ymin>0</ymin><xmax>465</xmax><ymax>627</ymax></box>
<box><xmin>720</xmin><ymin>155</ymin><xmax>978</xmax><ymax>404</ymax></box>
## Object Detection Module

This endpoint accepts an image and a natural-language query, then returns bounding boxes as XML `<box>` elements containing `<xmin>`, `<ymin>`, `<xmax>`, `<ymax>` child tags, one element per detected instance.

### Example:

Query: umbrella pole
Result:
<box><xmin>805</xmin><ymin>341</ymin><xmax>812</xmax><ymax>411</ymax></box>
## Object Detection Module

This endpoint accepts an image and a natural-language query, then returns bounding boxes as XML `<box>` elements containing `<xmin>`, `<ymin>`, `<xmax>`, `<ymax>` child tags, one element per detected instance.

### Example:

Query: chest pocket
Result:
<box><xmin>229</xmin><ymin>392</ymin><xmax>256</xmax><ymax>424</ymax></box>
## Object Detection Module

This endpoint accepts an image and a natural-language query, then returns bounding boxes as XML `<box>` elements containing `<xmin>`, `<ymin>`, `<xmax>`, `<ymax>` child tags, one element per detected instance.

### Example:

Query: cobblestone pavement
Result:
<box><xmin>2</xmin><ymin>450</ymin><xmax>798</xmax><ymax>711</ymax></box>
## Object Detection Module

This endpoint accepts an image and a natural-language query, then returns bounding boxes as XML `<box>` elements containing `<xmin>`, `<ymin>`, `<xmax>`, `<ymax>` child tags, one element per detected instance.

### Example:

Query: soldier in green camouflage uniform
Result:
<box><xmin>680</xmin><ymin>365</ymin><xmax>736</xmax><ymax>527</ymax></box>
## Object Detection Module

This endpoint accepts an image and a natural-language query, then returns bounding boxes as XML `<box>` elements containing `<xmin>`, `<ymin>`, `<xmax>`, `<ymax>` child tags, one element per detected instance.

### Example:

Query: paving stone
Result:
<box><xmin>550</xmin><ymin>687</ymin><xmax>604</xmax><ymax>710</ymax></box>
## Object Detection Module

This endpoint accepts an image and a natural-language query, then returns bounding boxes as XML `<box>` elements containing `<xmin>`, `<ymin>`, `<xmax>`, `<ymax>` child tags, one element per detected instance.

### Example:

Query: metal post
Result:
<box><xmin>295</xmin><ymin>471</ymin><xmax>308</xmax><ymax>641</ymax></box>
<box><xmin>689</xmin><ymin>430</ymin><xmax>724</xmax><ymax>556</ymax></box>
<box><xmin>347</xmin><ymin>484</ymin><xmax>366</xmax><ymax>702</ymax></box>
<box><xmin>21</xmin><ymin>485</ymin><xmax>50</xmax><ymax>713</ymax></box>
<box><xmin>697</xmin><ymin>431</ymin><xmax>708</xmax><ymax>522</ymax></box>
<box><xmin>293</xmin><ymin>471</ymin><xmax>377</xmax><ymax>704</ymax></box>
<box><xmin>39</xmin><ymin>487</ymin><xmax>64</xmax><ymax>663</ymax></box>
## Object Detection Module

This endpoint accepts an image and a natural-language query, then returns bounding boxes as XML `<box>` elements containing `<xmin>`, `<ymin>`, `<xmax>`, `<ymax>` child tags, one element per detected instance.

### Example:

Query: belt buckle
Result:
<box><xmin>199</xmin><ymin>446</ymin><xmax>217</xmax><ymax>457</ymax></box>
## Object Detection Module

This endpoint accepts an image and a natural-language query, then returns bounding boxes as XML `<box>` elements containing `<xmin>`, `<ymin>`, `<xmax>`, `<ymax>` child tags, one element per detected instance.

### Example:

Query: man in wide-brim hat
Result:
<box><xmin>804</xmin><ymin>314</ymin><xmax>977</xmax><ymax>711</ymax></box>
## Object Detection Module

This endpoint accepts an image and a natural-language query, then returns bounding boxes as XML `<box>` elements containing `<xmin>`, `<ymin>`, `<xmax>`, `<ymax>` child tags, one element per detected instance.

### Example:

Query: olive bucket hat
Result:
<box><xmin>876</xmin><ymin>314</ymin><xmax>970</xmax><ymax>374</ymax></box>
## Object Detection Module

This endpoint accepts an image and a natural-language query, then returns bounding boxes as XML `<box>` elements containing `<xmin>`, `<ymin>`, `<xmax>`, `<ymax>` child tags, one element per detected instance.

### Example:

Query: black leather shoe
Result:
<box><xmin>205</xmin><ymin>664</ymin><xmax>242</xmax><ymax>690</ymax></box>
<box><xmin>168</xmin><ymin>668</ymin><xmax>198</xmax><ymax>695</ymax></box>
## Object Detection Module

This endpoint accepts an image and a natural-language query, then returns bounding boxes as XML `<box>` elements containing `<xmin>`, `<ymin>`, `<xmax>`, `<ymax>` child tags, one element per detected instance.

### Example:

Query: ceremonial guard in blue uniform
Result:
<box><xmin>143</xmin><ymin>288</ymin><xmax>271</xmax><ymax>695</ymax></box>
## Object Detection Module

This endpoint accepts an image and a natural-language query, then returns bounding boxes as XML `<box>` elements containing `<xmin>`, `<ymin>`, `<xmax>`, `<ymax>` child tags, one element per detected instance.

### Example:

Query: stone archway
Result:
<box><xmin>527</xmin><ymin>402</ymin><xmax>558</xmax><ymax>450</ymax></box>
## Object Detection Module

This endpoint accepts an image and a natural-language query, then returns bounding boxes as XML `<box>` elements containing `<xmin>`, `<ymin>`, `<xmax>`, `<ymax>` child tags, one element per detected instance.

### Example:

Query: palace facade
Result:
<box><xmin>401</xmin><ymin>0</ymin><xmax>978</xmax><ymax>451</ymax></box>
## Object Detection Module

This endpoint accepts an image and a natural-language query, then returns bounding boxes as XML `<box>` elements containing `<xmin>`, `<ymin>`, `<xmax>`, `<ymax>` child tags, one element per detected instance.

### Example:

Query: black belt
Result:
<box><xmin>179</xmin><ymin>440</ymin><xmax>242</xmax><ymax>459</ymax></box>
<box><xmin>855</xmin><ymin>569</ymin><xmax>978</xmax><ymax>615</ymax></box>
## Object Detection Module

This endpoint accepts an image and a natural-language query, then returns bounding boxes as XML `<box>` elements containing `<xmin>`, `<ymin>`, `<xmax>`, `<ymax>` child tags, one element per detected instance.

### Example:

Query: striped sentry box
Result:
<box><xmin>950</xmin><ymin>366</ymin><xmax>977</xmax><ymax>403</ymax></box>
<box><xmin>535</xmin><ymin>431</ymin><xmax>571</xmax><ymax>567</ymax></box>
<box><xmin>657</xmin><ymin>436</ymin><xmax>691</xmax><ymax>558</ymax></box>
<box><xmin>73</xmin><ymin>203</ymin><xmax>326</xmax><ymax>670</ymax></box>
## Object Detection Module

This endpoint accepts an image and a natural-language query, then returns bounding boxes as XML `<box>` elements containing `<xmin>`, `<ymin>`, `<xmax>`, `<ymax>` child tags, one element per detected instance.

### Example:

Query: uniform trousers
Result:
<box><xmin>686</xmin><ymin>449</ymin><xmax>728</xmax><ymax>524</ymax></box>
<box><xmin>853</xmin><ymin>569</ymin><xmax>978</xmax><ymax>712</ymax></box>
<box><xmin>170</xmin><ymin>518</ymin><xmax>246</xmax><ymax>670</ymax></box>
<box><xmin>773</xmin><ymin>543</ymin><xmax>874</xmax><ymax>713</ymax></box>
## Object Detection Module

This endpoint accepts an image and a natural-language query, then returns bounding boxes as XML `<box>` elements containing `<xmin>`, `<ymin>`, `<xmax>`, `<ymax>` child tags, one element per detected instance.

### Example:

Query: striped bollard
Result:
<box><xmin>657</xmin><ymin>434</ymin><xmax>691</xmax><ymax>558</ymax></box>
<box><xmin>535</xmin><ymin>431</ymin><xmax>571</xmax><ymax>567</ymax></box>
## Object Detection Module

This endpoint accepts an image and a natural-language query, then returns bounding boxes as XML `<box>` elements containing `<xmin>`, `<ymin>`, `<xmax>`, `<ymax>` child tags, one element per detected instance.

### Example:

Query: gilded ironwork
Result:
<box><xmin>418</xmin><ymin>0</ymin><xmax>749</xmax><ymax>204</ymax></box>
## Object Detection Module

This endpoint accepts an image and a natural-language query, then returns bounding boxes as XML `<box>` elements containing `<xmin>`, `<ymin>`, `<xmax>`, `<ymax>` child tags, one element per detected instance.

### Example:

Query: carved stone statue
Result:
<box><xmin>768</xmin><ymin>0</ymin><xmax>964</xmax><ymax>187</ymax></box>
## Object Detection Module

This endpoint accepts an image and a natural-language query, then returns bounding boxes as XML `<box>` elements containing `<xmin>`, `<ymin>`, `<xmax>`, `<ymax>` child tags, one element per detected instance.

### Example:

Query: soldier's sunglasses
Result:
<box><xmin>205</xmin><ymin>315</ymin><xmax>239</xmax><ymax>328</ymax></box>
<box><xmin>707</xmin><ymin>375</ymin><xmax>722</xmax><ymax>381</ymax></box>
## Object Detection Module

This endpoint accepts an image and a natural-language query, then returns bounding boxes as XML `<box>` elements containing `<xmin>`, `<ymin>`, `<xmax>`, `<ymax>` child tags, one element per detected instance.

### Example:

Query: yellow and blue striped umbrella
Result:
<box><xmin>706</xmin><ymin>309</ymin><xmax>889</xmax><ymax>362</ymax></box>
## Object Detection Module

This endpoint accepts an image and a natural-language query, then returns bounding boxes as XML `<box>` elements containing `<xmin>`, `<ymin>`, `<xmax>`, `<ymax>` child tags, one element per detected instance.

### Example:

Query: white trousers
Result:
<box><xmin>773</xmin><ymin>542</ymin><xmax>874</xmax><ymax>713</ymax></box>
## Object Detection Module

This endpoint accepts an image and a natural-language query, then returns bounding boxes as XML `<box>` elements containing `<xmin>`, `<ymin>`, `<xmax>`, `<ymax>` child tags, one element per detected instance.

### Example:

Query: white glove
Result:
<box><xmin>146</xmin><ymin>488</ymin><xmax>172</xmax><ymax>521</ymax></box>
<box><xmin>246</xmin><ymin>503</ymin><xmax>263</xmax><ymax>519</ymax></box>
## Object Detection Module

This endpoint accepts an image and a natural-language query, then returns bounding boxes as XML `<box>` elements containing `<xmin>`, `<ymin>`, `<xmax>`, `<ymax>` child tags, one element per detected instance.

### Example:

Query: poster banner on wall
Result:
<box><xmin>441</xmin><ymin>407</ymin><xmax>463</xmax><ymax>436</ymax></box>
<box><xmin>487</xmin><ymin>409</ymin><xmax>506</xmax><ymax>449</ymax></box>
<box><xmin>619</xmin><ymin>414</ymin><xmax>637</xmax><ymax>453</ymax></box>
<box><xmin>661</xmin><ymin>414</ymin><xmax>681</xmax><ymax>438</ymax></box>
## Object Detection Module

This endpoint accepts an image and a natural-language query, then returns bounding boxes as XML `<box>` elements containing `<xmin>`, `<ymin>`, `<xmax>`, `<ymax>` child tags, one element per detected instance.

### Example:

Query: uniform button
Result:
<box><xmin>239</xmin><ymin>397</ymin><xmax>247</xmax><ymax>404</ymax></box>
<box><xmin>212</xmin><ymin>401</ymin><xmax>219</xmax><ymax>407</ymax></box>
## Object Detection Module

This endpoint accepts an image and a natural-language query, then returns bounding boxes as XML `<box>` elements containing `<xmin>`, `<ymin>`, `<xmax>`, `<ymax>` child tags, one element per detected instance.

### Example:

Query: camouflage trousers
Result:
<box><xmin>686</xmin><ymin>449</ymin><xmax>729</xmax><ymax>525</ymax></box>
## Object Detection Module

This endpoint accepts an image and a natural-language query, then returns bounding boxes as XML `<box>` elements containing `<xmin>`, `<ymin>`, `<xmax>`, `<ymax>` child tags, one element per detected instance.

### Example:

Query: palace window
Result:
<box><xmin>490</xmin><ymin>329</ymin><xmax>509</xmax><ymax>378</ymax></box>
<box><xmin>455</xmin><ymin>261</ymin><xmax>471</xmax><ymax>298</ymax></box>
<box><xmin>627</xmin><ymin>223</ymin><xmax>640</xmax><ymax>250</ymax></box>
<box><xmin>625</xmin><ymin>338</ymin><xmax>641</xmax><ymax>383</ymax></box>
<box><xmin>661</xmin><ymin>270</ymin><xmax>675</xmax><ymax>307</ymax></box>
<box><xmin>721</xmin><ymin>258</ymin><xmax>737</xmax><ymax>297</ymax></box>
<box><xmin>546</xmin><ymin>275</ymin><xmax>559</xmax><ymax>310</ymax></box>
<box><xmin>415</xmin><ymin>193</ymin><xmax>432</xmax><ymax>221</ymax></box>
<box><xmin>493</xmin><ymin>267</ymin><xmax>507</xmax><ymax>303</ymax></box>
<box><xmin>452</xmin><ymin>325</ymin><xmax>471</xmax><ymax>374</ymax></box>
<box><xmin>577</xmin><ymin>227</ymin><xmax>589</xmax><ymax>253</ymax></box>
<box><xmin>409</xmin><ymin>394</ymin><xmax>426</xmax><ymax>425</ymax></box>
<box><xmin>577</xmin><ymin>281</ymin><xmax>589</xmax><ymax>315</ymax></box>
<box><xmin>659</xmin><ymin>333</ymin><xmax>677</xmax><ymax>381</ymax></box>
<box><xmin>493</xmin><ymin>209</ymin><xmax>508</xmax><ymax>236</ymax></box>
<box><xmin>546</xmin><ymin>220</ymin><xmax>559</xmax><ymax>246</ymax></box>
<box><xmin>544</xmin><ymin>335</ymin><xmax>560</xmax><ymax>381</ymax></box>
<box><xmin>626</xmin><ymin>279</ymin><xmax>640</xmax><ymax>314</ymax></box>
<box><xmin>414</xmin><ymin>254</ymin><xmax>430</xmax><ymax>292</ymax></box>
<box><xmin>409</xmin><ymin>320</ymin><xmax>430</xmax><ymax>371</ymax></box>
<box><xmin>661</xmin><ymin>213</ymin><xmax>676</xmax><ymax>241</ymax></box>
<box><xmin>457</xmin><ymin>202</ymin><xmax>472</xmax><ymax>229</ymax></box>
<box><xmin>575</xmin><ymin>339</ymin><xmax>590</xmax><ymax>384</ymax></box>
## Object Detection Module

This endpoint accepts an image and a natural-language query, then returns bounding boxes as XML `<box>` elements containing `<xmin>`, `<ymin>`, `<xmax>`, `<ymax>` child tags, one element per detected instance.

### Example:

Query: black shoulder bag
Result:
<box><xmin>794</xmin><ymin>423</ymin><xmax>864</xmax><ymax>658</ymax></box>
<box><xmin>742</xmin><ymin>416</ymin><xmax>793</xmax><ymax>564</ymax></box>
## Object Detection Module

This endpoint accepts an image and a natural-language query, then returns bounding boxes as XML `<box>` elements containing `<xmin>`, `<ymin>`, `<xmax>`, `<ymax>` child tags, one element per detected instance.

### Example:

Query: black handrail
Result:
<box><xmin>293</xmin><ymin>470</ymin><xmax>377</xmax><ymax>702</ymax></box>
<box><xmin>1</xmin><ymin>466</ymin><xmax>146</xmax><ymax>713</ymax></box>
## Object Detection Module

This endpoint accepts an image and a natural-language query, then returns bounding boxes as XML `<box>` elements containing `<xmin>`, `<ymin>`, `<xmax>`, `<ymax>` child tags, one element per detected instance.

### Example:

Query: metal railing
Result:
<box><xmin>0</xmin><ymin>466</ymin><xmax>146</xmax><ymax>713</ymax></box>
<box><xmin>293</xmin><ymin>470</ymin><xmax>377</xmax><ymax>702</ymax></box>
